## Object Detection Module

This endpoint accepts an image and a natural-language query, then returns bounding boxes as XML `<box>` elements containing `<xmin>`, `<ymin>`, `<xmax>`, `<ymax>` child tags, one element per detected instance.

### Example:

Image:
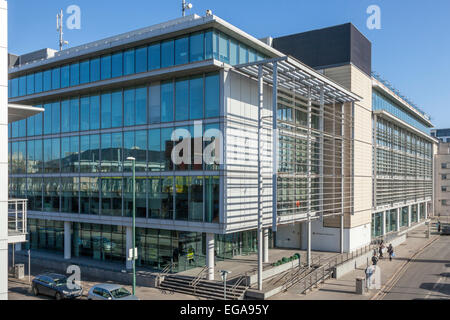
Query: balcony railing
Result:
<box><xmin>8</xmin><ymin>199</ymin><xmax>28</xmax><ymax>236</ymax></box>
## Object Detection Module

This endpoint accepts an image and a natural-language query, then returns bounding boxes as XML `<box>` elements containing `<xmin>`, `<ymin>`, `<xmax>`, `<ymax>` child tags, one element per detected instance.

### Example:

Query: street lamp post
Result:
<box><xmin>127</xmin><ymin>157</ymin><xmax>136</xmax><ymax>295</ymax></box>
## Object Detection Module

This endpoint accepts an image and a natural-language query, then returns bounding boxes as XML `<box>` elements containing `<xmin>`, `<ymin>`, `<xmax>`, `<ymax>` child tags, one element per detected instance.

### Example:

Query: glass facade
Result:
<box><xmin>372</xmin><ymin>212</ymin><xmax>383</xmax><ymax>238</ymax></box>
<box><xmin>8</xmin><ymin>29</ymin><xmax>267</xmax><ymax>99</ymax></box>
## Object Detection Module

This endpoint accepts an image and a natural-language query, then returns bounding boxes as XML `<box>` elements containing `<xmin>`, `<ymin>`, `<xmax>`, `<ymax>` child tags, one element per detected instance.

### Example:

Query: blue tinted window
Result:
<box><xmin>27</xmin><ymin>115</ymin><xmax>35</xmax><ymax>136</ymax></box>
<box><xmin>124</xmin><ymin>49</ymin><xmax>135</xmax><ymax>75</ymax></box>
<box><xmin>101</xmin><ymin>55</ymin><xmax>111</xmax><ymax>80</ymax></box>
<box><xmin>61</xmin><ymin>100</ymin><xmax>70</xmax><ymax>133</ymax></box>
<box><xmin>161</xmin><ymin>81</ymin><xmax>174</xmax><ymax>122</ymax></box>
<box><xmin>161</xmin><ymin>40</ymin><xmax>174</xmax><ymax>68</ymax></box>
<box><xmin>101</xmin><ymin>93</ymin><xmax>111</xmax><ymax>129</ymax></box>
<box><xmin>111</xmin><ymin>90</ymin><xmax>123</xmax><ymax>128</ymax></box>
<box><xmin>230</xmin><ymin>39</ymin><xmax>238</xmax><ymax>65</ymax></box>
<box><xmin>212</xmin><ymin>31</ymin><xmax>219</xmax><ymax>60</ymax></box>
<box><xmin>26</xmin><ymin>74</ymin><xmax>35</xmax><ymax>95</ymax></box>
<box><xmin>205</xmin><ymin>30</ymin><xmax>213</xmax><ymax>60</ymax></box>
<box><xmin>52</xmin><ymin>67</ymin><xmax>61</xmax><ymax>90</ymax></box>
<box><xmin>135</xmin><ymin>47</ymin><xmax>147</xmax><ymax>73</ymax></box>
<box><xmin>19</xmin><ymin>76</ymin><xmax>26</xmax><ymax>96</ymax></box>
<box><xmin>70</xmin><ymin>98</ymin><xmax>79</xmax><ymax>132</ymax></box>
<box><xmin>44</xmin><ymin>103</ymin><xmax>52</xmax><ymax>135</ymax></box>
<box><xmin>205</xmin><ymin>73</ymin><xmax>220</xmax><ymax>118</ymax></box>
<box><xmin>80</xmin><ymin>97</ymin><xmax>90</xmax><ymax>131</ymax></box>
<box><xmin>35</xmin><ymin>72</ymin><xmax>43</xmax><ymax>93</ymax></box>
<box><xmin>8</xmin><ymin>79</ymin><xmax>11</xmax><ymax>98</ymax></box>
<box><xmin>70</xmin><ymin>63</ymin><xmax>80</xmax><ymax>86</ymax></box>
<box><xmin>90</xmin><ymin>58</ymin><xmax>100</xmax><ymax>82</ymax></box>
<box><xmin>52</xmin><ymin>102</ymin><xmax>60</xmax><ymax>134</ymax></box>
<box><xmin>90</xmin><ymin>95</ymin><xmax>100</xmax><ymax>130</ymax></box>
<box><xmin>149</xmin><ymin>83</ymin><xmax>160</xmax><ymax>124</ymax></box>
<box><xmin>43</xmin><ymin>70</ymin><xmax>52</xmax><ymax>92</ymax></box>
<box><xmin>239</xmin><ymin>44</ymin><xmax>248</xmax><ymax>64</ymax></box>
<box><xmin>61</xmin><ymin>65</ymin><xmax>70</xmax><ymax>88</ymax></box>
<box><xmin>175</xmin><ymin>37</ymin><xmax>189</xmax><ymax>65</ymax></box>
<box><xmin>190</xmin><ymin>76</ymin><xmax>203</xmax><ymax>119</ymax></box>
<box><xmin>18</xmin><ymin>120</ymin><xmax>26</xmax><ymax>137</ymax></box>
<box><xmin>148</xmin><ymin>129</ymin><xmax>161</xmax><ymax>172</ymax></box>
<box><xmin>218</xmin><ymin>32</ymin><xmax>230</xmax><ymax>63</ymax></box>
<box><xmin>80</xmin><ymin>60</ymin><xmax>90</xmax><ymax>84</ymax></box>
<box><xmin>35</xmin><ymin>110</ymin><xmax>43</xmax><ymax>136</ymax></box>
<box><xmin>11</xmin><ymin>78</ymin><xmax>19</xmax><ymax>97</ymax></box>
<box><xmin>124</xmin><ymin>88</ymin><xmax>135</xmax><ymax>126</ymax></box>
<box><xmin>148</xmin><ymin>43</ymin><xmax>161</xmax><ymax>70</ymax></box>
<box><xmin>112</xmin><ymin>52</ymin><xmax>123</xmax><ymax>78</ymax></box>
<box><xmin>135</xmin><ymin>87</ymin><xmax>147</xmax><ymax>125</ymax></box>
<box><xmin>175</xmin><ymin>78</ymin><xmax>189</xmax><ymax>121</ymax></box>
<box><xmin>248</xmin><ymin>49</ymin><xmax>256</xmax><ymax>63</ymax></box>
<box><xmin>190</xmin><ymin>32</ymin><xmax>205</xmax><ymax>62</ymax></box>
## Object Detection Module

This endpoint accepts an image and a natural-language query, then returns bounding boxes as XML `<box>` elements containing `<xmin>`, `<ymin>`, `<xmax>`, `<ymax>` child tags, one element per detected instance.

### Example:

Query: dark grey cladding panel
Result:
<box><xmin>273</xmin><ymin>23</ymin><xmax>371</xmax><ymax>77</ymax></box>
<box><xmin>8</xmin><ymin>53</ymin><xmax>19</xmax><ymax>68</ymax></box>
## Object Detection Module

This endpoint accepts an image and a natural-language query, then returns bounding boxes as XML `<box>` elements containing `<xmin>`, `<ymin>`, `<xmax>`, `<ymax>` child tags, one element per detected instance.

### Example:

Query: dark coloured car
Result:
<box><xmin>442</xmin><ymin>225</ymin><xmax>450</xmax><ymax>235</ymax></box>
<box><xmin>32</xmin><ymin>273</ymin><xmax>83</xmax><ymax>300</ymax></box>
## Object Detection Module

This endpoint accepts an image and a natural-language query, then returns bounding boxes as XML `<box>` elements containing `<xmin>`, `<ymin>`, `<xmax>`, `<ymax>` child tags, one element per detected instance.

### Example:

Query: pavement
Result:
<box><xmin>270</xmin><ymin>223</ymin><xmax>447</xmax><ymax>300</ymax></box>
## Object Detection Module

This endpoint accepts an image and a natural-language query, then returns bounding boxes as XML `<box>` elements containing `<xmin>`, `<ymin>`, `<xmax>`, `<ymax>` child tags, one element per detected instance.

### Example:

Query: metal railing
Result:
<box><xmin>159</xmin><ymin>262</ymin><xmax>177</xmax><ymax>278</ymax></box>
<box><xmin>230</xmin><ymin>272</ymin><xmax>248</xmax><ymax>298</ymax></box>
<box><xmin>8</xmin><ymin>199</ymin><xmax>28</xmax><ymax>236</ymax></box>
<box><xmin>190</xmin><ymin>266</ymin><xmax>208</xmax><ymax>294</ymax></box>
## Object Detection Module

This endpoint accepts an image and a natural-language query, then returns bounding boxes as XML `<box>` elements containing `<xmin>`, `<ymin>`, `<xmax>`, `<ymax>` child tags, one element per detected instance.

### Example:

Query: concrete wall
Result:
<box><xmin>0</xmin><ymin>0</ymin><xmax>8</xmax><ymax>301</ymax></box>
<box><xmin>434</xmin><ymin>143</ymin><xmax>450</xmax><ymax>217</ymax></box>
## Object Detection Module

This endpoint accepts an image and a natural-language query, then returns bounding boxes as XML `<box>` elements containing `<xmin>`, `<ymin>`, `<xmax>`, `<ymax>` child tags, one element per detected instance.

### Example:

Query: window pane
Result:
<box><xmin>230</xmin><ymin>39</ymin><xmax>238</xmax><ymax>65</ymax></box>
<box><xmin>148</xmin><ymin>129</ymin><xmax>161</xmax><ymax>172</ymax></box>
<box><xmin>90</xmin><ymin>95</ymin><xmax>100</xmax><ymax>130</ymax></box>
<box><xmin>161</xmin><ymin>81</ymin><xmax>174</xmax><ymax>122</ymax></box>
<box><xmin>124</xmin><ymin>49</ymin><xmax>135</xmax><ymax>75</ymax></box>
<box><xmin>190</xmin><ymin>76</ymin><xmax>203</xmax><ymax>119</ymax></box>
<box><xmin>161</xmin><ymin>177</ymin><xmax>173</xmax><ymax>219</ymax></box>
<box><xmin>51</xmin><ymin>102</ymin><xmax>60</xmax><ymax>134</ymax></box>
<box><xmin>175</xmin><ymin>79</ymin><xmax>189</xmax><ymax>121</ymax></box>
<box><xmin>161</xmin><ymin>40</ymin><xmax>174</xmax><ymax>68</ymax></box>
<box><xmin>175</xmin><ymin>37</ymin><xmax>189</xmax><ymax>65</ymax></box>
<box><xmin>43</xmin><ymin>70</ymin><xmax>52</xmax><ymax>92</ymax></box>
<box><xmin>175</xmin><ymin>176</ymin><xmax>189</xmax><ymax>221</ymax></box>
<box><xmin>19</xmin><ymin>76</ymin><xmax>26</xmax><ymax>96</ymax></box>
<box><xmin>136</xmin><ymin>46</ymin><xmax>147</xmax><ymax>73</ymax></box>
<box><xmin>27</xmin><ymin>115</ymin><xmax>35</xmax><ymax>137</ymax></box>
<box><xmin>213</xmin><ymin>31</ymin><xmax>219</xmax><ymax>60</ymax></box>
<box><xmin>61</xmin><ymin>65</ymin><xmax>70</xmax><ymax>88</ymax></box>
<box><xmin>190</xmin><ymin>32</ymin><xmax>204</xmax><ymax>62</ymax></box>
<box><xmin>111</xmin><ymin>90</ymin><xmax>123</xmax><ymax>128</ymax></box>
<box><xmin>148</xmin><ymin>177</ymin><xmax>161</xmax><ymax>218</ymax></box>
<box><xmin>148</xmin><ymin>43</ymin><xmax>161</xmax><ymax>70</ymax></box>
<box><xmin>35</xmin><ymin>111</ymin><xmax>43</xmax><ymax>136</ymax></box>
<box><xmin>80</xmin><ymin>97</ymin><xmax>90</xmax><ymax>131</ymax></box>
<box><xmin>52</xmin><ymin>67</ymin><xmax>61</xmax><ymax>90</ymax></box>
<box><xmin>124</xmin><ymin>88</ymin><xmax>135</xmax><ymax>126</ymax></box>
<box><xmin>70</xmin><ymin>63</ymin><xmax>80</xmax><ymax>86</ymax></box>
<box><xmin>80</xmin><ymin>60</ymin><xmax>90</xmax><ymax>84</ymax></box>
<box><xmin>11</xmin><ymin>78</ymin><xmax>18</xmax><ymax>97</ymax></box>
<box><xmin>90</xmin><ymin>58</ymin><xmax>100</xmax><ymax>82</ymax></box>
<box><xmin>135</xmin><ymin>87</ymin><xmax>147</xmax><ymax>125</ymax></box>
<box><xmin>26</xmin><ymin>74</ymin><xmax>35</xmax><ymax>95</ymax></box>
<box><xmin>112</xmin><ymin>52</ymin><xmax>123</xmax><ymax>78</ymax></box>
<box><xmin>70</xmin><ymin>98</ymin><xmax>79</xmax><ymax>132</ymax></box>
<box><xmin>205</xmin><ymin>30</ymin><xmax>213</xmax><ymax>59</ymax></box>
<box><xmin>189</xmin><ymin>176</ymin><xmax>203</xmax><ymax>222</ymax></box>
<box><xmin>149</xmin><ymin>83</ymin><xmax>160</xmax><ymax>124</ymax></box>
<box><xmin>218</xmin><ymin>33</ymin><xmax>230</xmax><ymax>63</ymax></box>
<box><xmin>61</xmin><ymin>100</ymin><xmax>70</xmax><ymax>133</ymax></box>
<box><xmin>101</xmin><ymin>93</ymin><xmax>112</xmax><ymax>129</ymax></box>
<box><xmin>205</xmin><ymin>73</ymin><xmax>220</xmax><ymax>118</ymax></box>
<box><xmin>135</xmin><ymin>130</ymin><xmax>147</xmax><ymax>172</ymax></box>
<box><xmin>161</xmin><ymin>127</ymin><xmax>174</xmax><ymax>171</ymax></box>
<box><xmin>205</xmin><ymin>176</ymin><xmax>220</xmax><ymax>223</ymax></box>
<box><xmin>239</xmin><ymin>44</ymin><xmax>248</xmax><ymax>64</ymax></box>
<box><xmin>101</xmin><ymin>55</ymin><xmax>112</xmax><ymax>80</ymax></box>
<box><xmin>35</xmin><ymin>72</ymin><xmax>43</xmax><ymax>93</ymax></box>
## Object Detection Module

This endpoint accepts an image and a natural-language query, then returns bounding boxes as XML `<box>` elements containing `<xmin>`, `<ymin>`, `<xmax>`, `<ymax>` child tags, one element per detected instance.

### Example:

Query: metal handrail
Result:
<box><xmin>230</xmin><ymin>273</ymin><xmax>248</xmax><ymax>298</ymax></box>
<box><xmin>160</xmin><ymin>262</ymin><xmax>177</xmax><ymax>277</ymax></box>
<box><xmin>190</xmin><ymin>266</ymin><xmax>208</xmax><ymax>290</ymax></box>
<box><xmin>8</xmin><ymin>199</ymin><xmax>28</xmax><ymax>235</ymax></box>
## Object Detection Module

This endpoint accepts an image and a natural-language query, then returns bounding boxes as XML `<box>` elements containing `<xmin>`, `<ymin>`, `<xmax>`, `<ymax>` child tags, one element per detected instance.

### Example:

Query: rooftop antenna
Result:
<box><xmin>182</xmin><ymin>0</ymin><xmax>193</xmax><ymax>17</ymax></box>
<box><xmin>57</xmin><ymin>9</ymin><xmax>69</xmax><ymax>51</ymax></box>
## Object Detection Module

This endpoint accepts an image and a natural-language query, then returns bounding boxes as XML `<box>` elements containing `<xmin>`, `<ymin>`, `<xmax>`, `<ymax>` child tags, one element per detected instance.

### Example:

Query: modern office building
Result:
<box><xmin>6</xmin><ymin>13</ymin><xmax>436</xmax><ymax>282</ymax></box>
<box><xmin>434</xmin><ymin>139</ymin><xmax>450</xmax><ymax>217</ymax></box>
<box><xmin>431</xmin><ymin>128</ymin><xmax>450</xmax><ymax>143</ymax></box>
<box><xmin>272</xmin><ymin>23</ymin><xmax>437</xmax><ymax>243</ymax></box>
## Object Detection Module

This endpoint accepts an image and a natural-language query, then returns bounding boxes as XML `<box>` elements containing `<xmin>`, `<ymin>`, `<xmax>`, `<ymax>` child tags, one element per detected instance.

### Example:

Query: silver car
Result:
<box><xmin>87</xmin><ymin>284</ymin><xmax>139</xmax><ymax>300</ymax></box>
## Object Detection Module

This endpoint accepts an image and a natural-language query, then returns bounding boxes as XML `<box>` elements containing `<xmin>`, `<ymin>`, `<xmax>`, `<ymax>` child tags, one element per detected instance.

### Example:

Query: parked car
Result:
<box><xmin>32</xmin><ymin>273</ymin><xmax>83</xmax><ymax>300</ymax></box>
<box><xmin>87</xmin><ymin>284</ymin><xmax>139</xmax><ymax>300</ymax></box>
<box><xmin>442</xmin><ymin>224</ymin><xmax>450</xmax><ymax>235</ymax></box>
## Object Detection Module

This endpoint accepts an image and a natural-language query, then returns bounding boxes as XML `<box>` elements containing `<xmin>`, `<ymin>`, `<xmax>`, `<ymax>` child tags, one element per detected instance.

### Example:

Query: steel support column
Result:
<box><xmin>64</xmin><ymin>221</ymin><xmax>71</xmax><ymax>260</ymax></box>
<box><xmin>257</xmin><ymin>65</ymin><xmax>264</xmax><ymax>291</ymax></box>
<box><xmin>263</xmin><ymin>228</ymin><xmax>269</xmax><ymax>263</ymax></box>
<box><xmin>396</xmin><ymin>208</ymin><xmax>401</xmax><ymax>232</ymax></box>
<box><xmin>206</xmin><ymin>233</ymin><xmax>215</xmax><ymax>281</ymax></box>
<box><xmin>307</xmin><ymin>86</ymin><xmax>312</xmax><ymax>268</ymax></box>
<box><xmin>272</xmin><ymin>62</ymin><xmax>278</xmax><ymax>233</ymax></box>
<box><xmin>340</xmin><ymin>102</ymin><xmax>345</xmax><ymax>253</ymax></box>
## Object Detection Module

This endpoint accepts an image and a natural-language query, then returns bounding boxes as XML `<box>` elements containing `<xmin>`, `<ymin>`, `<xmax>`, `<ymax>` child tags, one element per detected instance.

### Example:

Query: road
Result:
<box><xmin>383</xmin><ymin>235</ymin><xmax>450</xmax><ymax>300</ymax></box>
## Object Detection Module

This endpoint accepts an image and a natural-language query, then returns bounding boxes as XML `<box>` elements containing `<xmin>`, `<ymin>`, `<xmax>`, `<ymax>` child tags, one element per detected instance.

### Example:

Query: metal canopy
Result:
<box><xmin>234</xmin><ymin>56</ymin><xmax>360</xmax><ymax>104</ymax></box>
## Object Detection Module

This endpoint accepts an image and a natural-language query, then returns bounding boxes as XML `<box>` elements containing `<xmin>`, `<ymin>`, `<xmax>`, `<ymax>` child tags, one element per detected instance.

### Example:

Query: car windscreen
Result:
<box><xmin>110</xmin><ymin>287</ymin><xmax>131</xmax><ymax>299</ymax></box>
<box><xmin>54</xmin><ymin>277</ymin><xmax>68</xmax><ymax>287</ymax></box>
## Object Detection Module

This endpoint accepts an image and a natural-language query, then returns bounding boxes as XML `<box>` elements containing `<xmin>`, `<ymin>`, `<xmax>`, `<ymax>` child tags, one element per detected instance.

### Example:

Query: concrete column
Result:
<box><xmin>307</xmin><ymin>220</ymin><xmax>311</xmax><ymax>267</ymax></box>
<box><xmin>396</xmin><ymin>208</ymin><xmax>400</xmax><ymax>232</ymax></box>
<box><xmin>425</xmin><ymin>202</ymin><xmax>428</xmax><ymax>220</ymax></box>
<box><xmin>382</xmin><ymin>211</ymin><xmax>387</xmax><ymax>235</ymax></box>
<box><xmin>126</xmin><ymin>227</ymin><xmax>132</xmax><ymax>270</ymax></box>
<box><xmin>340</xmin><ymin>214</ymin><xmax>344</xmax><ymax>253</ymax></box>
<box><xmin>206</xmin><ymin>233</ymin><xmax>214</xmax><ymax>281</ymax></box>
<box><xmin>64</xmin><ymin>222</ymin><xmax>71</xmax><ymax>260</ymax></box>
<box><xmin>408</xmin><ymin>206</ymin><xmax>412</xmax><ymax>228</ymax></box>
<box><xmin>263</xmin><ymin>228</ymin><xmax>269</xmax><ymax>263</ymax></box>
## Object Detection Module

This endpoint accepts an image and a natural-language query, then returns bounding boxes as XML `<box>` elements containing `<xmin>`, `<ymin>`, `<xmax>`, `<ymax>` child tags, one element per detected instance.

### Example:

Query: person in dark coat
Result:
<box><xmin>372</xmin><ymin>253</ymin><xmax>379</xmax><ymax>266</ymax></box>
<box><xmin>387</xmin><ymin>244</ymin><xmax>394</xmax><ymax>261</ymax></box>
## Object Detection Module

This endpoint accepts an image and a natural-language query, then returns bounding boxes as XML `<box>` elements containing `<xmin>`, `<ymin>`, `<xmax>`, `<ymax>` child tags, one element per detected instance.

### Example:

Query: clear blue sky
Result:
<box><xmin>6</xmin><ymin>0</ymin><xmax>450</xmax><ymax>129</ymax></box>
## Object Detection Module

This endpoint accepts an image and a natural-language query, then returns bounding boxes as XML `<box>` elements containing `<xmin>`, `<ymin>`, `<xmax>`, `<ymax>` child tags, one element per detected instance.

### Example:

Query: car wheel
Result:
<box><xmin>32</xmin><ymin>285</ymin><xmax>39</xmax><ymax>296</ymax></box>
<box><xmin>55</xmin><ymin>292</ymin><xmax>63</xmax><ymax>301</ymax></box>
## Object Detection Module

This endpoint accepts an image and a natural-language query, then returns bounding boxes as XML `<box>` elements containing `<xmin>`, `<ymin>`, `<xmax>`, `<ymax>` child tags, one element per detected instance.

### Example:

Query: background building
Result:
<box><xmin>434</xmin><ymin>139</ymin><xmax>450</xmax><ymax>218</ymax></box>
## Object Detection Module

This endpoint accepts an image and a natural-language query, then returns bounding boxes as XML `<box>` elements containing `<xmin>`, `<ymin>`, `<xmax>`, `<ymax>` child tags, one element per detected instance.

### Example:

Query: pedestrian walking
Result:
<box><xmin>371</xmin><ymin>253</ymin><xmax>378</xmax><ymax>266</ymax></box>
<box><xmin>387</xmin><ymin>244</ymin><xmax>394</xmax><ymax>261</ymax></box>
<box><xmin>379</xmin><ymin>241</ymin><xmax>385</xmax><ymax>259</ymax></box>
<box><xmin>437</xmin><ymin>220</ymin><xmax>441</xmax><ymax>233</ymax></box>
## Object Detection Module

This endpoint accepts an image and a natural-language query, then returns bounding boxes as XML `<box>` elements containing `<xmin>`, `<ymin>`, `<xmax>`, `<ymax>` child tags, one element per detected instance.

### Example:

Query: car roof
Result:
<box><xmin>92</xmin><ymin>284</ymin><xmax>123</xmax><ymax>291</ymax></box>
<box><xmin>40</xmin><ymin>273</ymin><xmax>66</xmax><ymax>280</ymax></box>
